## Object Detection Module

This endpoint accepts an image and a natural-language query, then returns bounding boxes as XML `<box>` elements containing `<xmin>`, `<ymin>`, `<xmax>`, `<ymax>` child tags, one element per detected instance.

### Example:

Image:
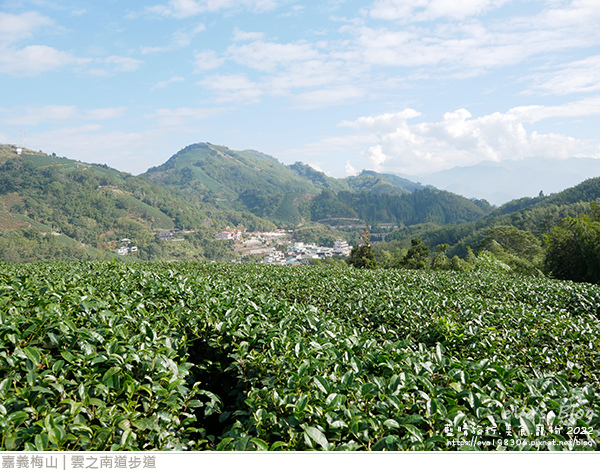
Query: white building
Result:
<box><xmin>215</xmin><ymin>230</ymin><xmax>242</xmax><ymax>240</ymax></box>
<box><xmin>333</xmin><ymin>239</ymin><xmax>351</xmax><ymax>256</ymax></box>
<box><xmin>264</xmin><ymin>251</ymin><xmax>286</xmax><ymax>265</ymax></box>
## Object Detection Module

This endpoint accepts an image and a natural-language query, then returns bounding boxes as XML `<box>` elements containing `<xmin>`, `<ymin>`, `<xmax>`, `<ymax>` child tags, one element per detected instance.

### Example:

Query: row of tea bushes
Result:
<box><xmin>1</xmin><ymin>261</ymin><xmax>599</xmax><ymax>450</ymax></box>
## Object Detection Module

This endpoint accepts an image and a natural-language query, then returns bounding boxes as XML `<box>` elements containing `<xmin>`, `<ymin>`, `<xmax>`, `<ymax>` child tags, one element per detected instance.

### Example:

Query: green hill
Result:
<box><xmin>142</xmin><ymin>142</ymin><xmax>491</xmax><ymax>227</ymax></box>
<box><xmin>0</xmin><ymin>145</ymin><xmax>277</xmax><ymax>262</ymax></box>
<box><xmin>287</xmin><ymin>161</ymin><xmax>349</xmax><ymax>192</ymax></box>
<box><xmin>381</xmin><ymin>176</ymin><xmax>600</xmax><ymax>272</ymax></box>
<box><xmin>13</xmin><ymin>141</ymin><xmax>594</xmax><ymax>267</ymax></box>
<box><xmin>144</xmin><ymin>143</ymin><xmax>319</xmax><ymax>198</ymax></box>
<box><xmin>346</xmin><ymin>170</ymin><xmax>425</xmax><ymax>194</ymax></box>
<box><xmin>143</xmin><ymin>143</ymin><xmax>325</xmax><ymax>224</ymax></box>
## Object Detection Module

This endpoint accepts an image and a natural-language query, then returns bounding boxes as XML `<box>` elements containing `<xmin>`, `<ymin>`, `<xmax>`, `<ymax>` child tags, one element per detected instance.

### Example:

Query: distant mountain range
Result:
<box><xmin>415</xmin><ymin>157</ymin><xmax>600</xmax><ymax>206</ymax></box>
<box><xmin>2</xmin><ymin>141</ymin><xmax>599</xmax><ymax>262</ymax></box>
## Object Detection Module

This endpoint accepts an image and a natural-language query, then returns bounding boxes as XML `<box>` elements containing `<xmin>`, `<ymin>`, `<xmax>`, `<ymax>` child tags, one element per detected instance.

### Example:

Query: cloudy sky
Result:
<box><xmin>1</xmin><ymin>0</ymin><xmax>600</xmax><ymax>180</ymax></box>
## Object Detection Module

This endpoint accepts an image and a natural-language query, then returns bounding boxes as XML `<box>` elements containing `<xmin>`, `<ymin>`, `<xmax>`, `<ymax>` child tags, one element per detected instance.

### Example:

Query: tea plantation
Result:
<box><xmin>1</xmin><ymin>261</ymin><xmax>600</xmax><ymax>451</ymax></box>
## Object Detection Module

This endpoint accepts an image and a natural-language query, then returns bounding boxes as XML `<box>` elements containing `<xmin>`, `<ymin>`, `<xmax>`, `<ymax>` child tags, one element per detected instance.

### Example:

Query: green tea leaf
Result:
<box><xmin>304</xmin><ymin>426</ymin><xmax>329</xmax><ymax>450</ymax></box>
<box><xmin>314</xmin><ymin>376</ymin><xmax>330</xmax><ymax>394</ymax></box>
<box><xmin>23</xmin><ymin>346</ymin><xmax>41</xmax><ymax>365</ymax></box>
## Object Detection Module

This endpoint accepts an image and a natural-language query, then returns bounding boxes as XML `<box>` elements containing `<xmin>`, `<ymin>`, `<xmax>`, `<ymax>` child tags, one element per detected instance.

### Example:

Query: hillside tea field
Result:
<box><xmin>1</xmin><ymin>262</ymin><xmax>600</xmax><ymax>451</ymax></box>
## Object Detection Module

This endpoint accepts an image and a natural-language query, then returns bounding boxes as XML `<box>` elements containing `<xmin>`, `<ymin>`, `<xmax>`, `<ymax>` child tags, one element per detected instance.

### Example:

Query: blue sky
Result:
<box><xmin>1</xmin><ymin>0</ymin><xmax>600</xmax><ymax>181</ymax></box>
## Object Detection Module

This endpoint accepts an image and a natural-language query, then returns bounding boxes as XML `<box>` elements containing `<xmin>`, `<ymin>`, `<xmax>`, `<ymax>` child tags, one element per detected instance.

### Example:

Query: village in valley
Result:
<box><xmin>115</xmin><ymin>226</ymin><xmax>352</xmax><ymax>264</ymax></box>
<box><xmin>211</xmin><ymin>228</ymin><xmax>352</xmax><ymax>265</ymax></box>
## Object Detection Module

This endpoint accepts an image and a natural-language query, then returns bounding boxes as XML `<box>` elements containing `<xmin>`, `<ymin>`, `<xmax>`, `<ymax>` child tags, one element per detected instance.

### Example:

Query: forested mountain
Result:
<box><xmin>143</xmin><ymin>143</ymin><xmax>427</xmax><ymax>201</ymax></box>
<box><xmin>346</xmin><ymin>170</ymin><xmax>426</xmax><ymax>194</ymax></box>
<box><xmin>287</xmin><ymin>162</ymin><xmax>349</xmax><ymax>193</ymax></box>
<box><xmin>337</xmin><ymin>189</ymin><xmax>491</xmax><ymax>225</ymax></box>
<box><xmin>382</xmin><ymin>176</ymin><xmax>600</xmax><ymax>264</ymax></box>
<box><xmin>306</xmin><ymin>188</ymin><xmax>492</xmax><ymax>226</ymax></box>
<box><xmin>3</xmin><ymin>141</ymin><xmax>598</xmax><ymax>276</ymax></box>
<box><xmin>144</xmin><ymin>143</ymin><xmax>319</xmax><ymax>199</ymax></box>
<box><xmin>141</xmin><ymin>142</ymin><xmax>488</xmax><ymax>225</ymax></box>
<box><xmin>0</xmin><ymin>145</ymin><xmax>273</xmax><ymax>262</ymax></box>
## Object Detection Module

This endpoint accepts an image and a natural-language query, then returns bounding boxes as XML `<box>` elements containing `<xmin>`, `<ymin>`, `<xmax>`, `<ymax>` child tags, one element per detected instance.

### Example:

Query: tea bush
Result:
<box><xmin>1</xmin><ymin>261</ymin><xmax>600</xmax><ymax>451</ymax></box>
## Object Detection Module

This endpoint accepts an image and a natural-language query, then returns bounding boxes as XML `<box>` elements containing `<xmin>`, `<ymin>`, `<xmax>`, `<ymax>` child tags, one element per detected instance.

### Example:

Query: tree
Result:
<box><xmin>544</xmin><ymin>204</ymin><xmax>600</xmax><ymax>283</ymax></box>
<box><xmin>348</xmin><ymin>228</ymin><xmax>377</xmax><ymax>269</ymax></box>
<box><xmin>431</xmin><ymin>243</ymin><xmax>451</xmax><ymax>270</ymax></box>
<box><xmin>403</xmin><ymin>238</ymin><xmax>430</xmax><ymax>269</ymax></box>
<box><xmin>479</xmin><ymin>225</ymin><xmax>542</xmax><ymax>262</ymax></box>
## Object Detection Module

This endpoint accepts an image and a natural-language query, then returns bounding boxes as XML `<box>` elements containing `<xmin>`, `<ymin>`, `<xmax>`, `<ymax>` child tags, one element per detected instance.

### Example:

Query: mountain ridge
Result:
<box><xmin>3</xmin><ymin>141</ymin><xmax>598</xmax><ymax>265</ymax></box>
<box><xmin>141</xmin><ymin>142</ymin><xmax>491</xmax><ymax>225</ymax></box>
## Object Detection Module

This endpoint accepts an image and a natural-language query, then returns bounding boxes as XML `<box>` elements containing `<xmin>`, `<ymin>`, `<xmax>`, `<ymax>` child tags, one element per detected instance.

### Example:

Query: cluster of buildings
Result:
<box><xmin>217</xmin><ymin>228</ymin><xmax>293</xmax><ymax>258</ymax></box>
<box><xmin>264</xmin><ymin>239</ymin><xmax>351</xmax><ymax>265</ymax></box>
<box><xmin>214</xmin><ymin>228</ymin><xmax>290</xmax><ymax>241</ymax></box>
<box><xmin>214</xmin><ymin>229</ymin><xmax>244</xmax><ymax>241</ymax></box>
<box><xmin>158</xmin><ymin>229</ymin><xmax>195</xmax><ymax>241</ymax></box>
<box><xmin>116</xmin><ymin>238</ymin><xmax>138</xmax><ymax>256</ymax></box>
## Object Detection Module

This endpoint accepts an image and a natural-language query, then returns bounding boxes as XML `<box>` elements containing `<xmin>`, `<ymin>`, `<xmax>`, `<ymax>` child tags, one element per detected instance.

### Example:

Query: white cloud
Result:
<box><xmin>185</xmin><ymin>0</ymin><xmax>600</xmax><ymax>113</ymax></box>
<box><xmin>194</xmin><ymin>50</ymin><xmax>225</xmax><ymax>72</ymax></box>
<box><xmin>293</xmin><ymin>86</ymin><xmax>364</xmax><ymax>109</ymax></box>
<box><xmin>147</xmin><ymin>107</ymin><xmax>227</xmax><ymax>126</ymax></box>
<box><xmin>140</xmin><ymin>45</ymin><xmax>165</xmax><ymax>55</ymax></box>
<box><xmin>187</xmin><ymin>1</ymin><xmax>600</xmax><ymax>110</ymax></box>
<box><xmin>368</xmin><ymin>0</ymin><xmax>510</xmax><ymax>22</ymax></box>
<box><xmin>215</xmin><ymin>38</ymin><xmax>364</xmax><ymax>105</ymax></box>
<box><xmin>538</xmin><ymin>0</ymin><xmax>600</xmax><ymax>32</ymax></box>
<box><xmin>2</xmin><ymin>106</ymin><xmax>127</xmax><ymax>126</ymax></box>
<box><xmin>227</xmin><ymin>40</ymin><xmax>319</xmax><ymax>73</ymax></box>
<box><xmin>345</xmin><ymin>160</ymin><xmax>359</xmax><ymax>176</ymax></box>
<box><xmin>149</xmin><ymin>0</ymin><xmax>278</xmax><ymax>18</ymax></box>
<box><xmin>232</xmin><ymin>27</ymin><xmax>265</xmax><ymax>42</ymax></box>
<box><xmin>366</xmin><ymin>144</ymin><xmax>392</xmax><ymax>171</ymax></box>
<box><xmin>268</xmin><ymin>58</ymin><xmax>353</xmax><ymax>94</ymax></box>
<box><xmin>152</xmin><ymin>76</ymin><xmax>185</xmax><ymax>90</ymax></box>
<box><xmin>527</xmin><ymin>55</ymin><xmax>600</xmax><ymax>96</ymax></box>
<box><xmin>199</xmin><ymin>73</ymin><xmax>263</xmax><ymax>102</ymax></box>
<box><xmin>0</xmin><ymin>13</ymin><xmax>145</xmax><ymax>77</ymax></box>
<box><xmin>0</xmin><ymin>18</ymin><xmax>140</xmax><ymax>78</ymax></box>
<box><xmin>343</xmin><ymin>0</ymin><xmax>600</xmax><ymax>77</ymax></box>
<box><xmin>197</xmin><ymin>48</ymin><xmax>363</xmax><ymax>106</ymax></box>
<box><xmin>87</xmin><ymin>55</ymin><xmax>143</xmax><ymax>76</ymax></box>
<box><xmin>0</xmin><ymin>11</ymin><xmax>52</xmax><ymax>45</ymax></box>
<box><xmin>148</xmin><ymin>0</ymin><xmax>204</xmax><ymax>18</ymax></box>
<box><xmin>0</xmin><ymin>44</ymin><xmax>88</xmax><ymax>76</ymax></box>
<box><xmin>141</xmin><ymin>24</ymin><xmax>205</xmax><ymax>54</ymax></box>
<box><xmin>508</xmin><ymin>97</ymin><xmax>600</xmax><ymax>123</ymax></box>
<box><xmin>342</xmin><ymin>109</ymin><xmax>422</xmax><ymax>131</ymax></box>
<box><xmin>347</xmin><ymin>23</ymin><xmax>531</xmax><ymax>73</ymax></box>
<box><xmin>329</xmin><ymin>100</ymin><xmax>600</xmax><ymax>174</ymax></box>
<box><xmin>101</xmin><ymin>55</ymin><xmax>143</xmax><ymax>72</ymax></box>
